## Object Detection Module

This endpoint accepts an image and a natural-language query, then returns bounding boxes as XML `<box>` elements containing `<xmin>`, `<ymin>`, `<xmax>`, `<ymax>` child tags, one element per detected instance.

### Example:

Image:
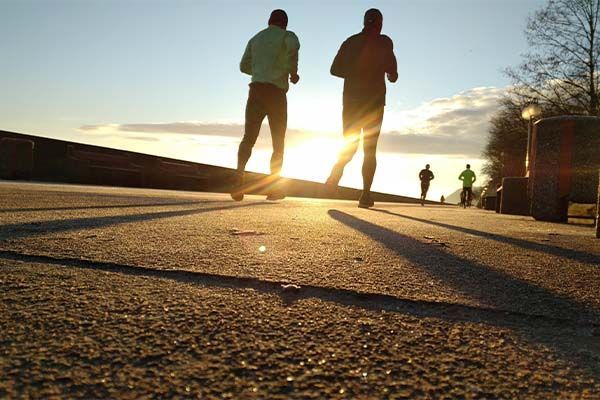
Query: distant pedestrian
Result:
<box><xmin>419</xmin><ymin>164</ymin><xmax>434</xmax><ymax>205</ymax></box>
<box><xmin>325</xmin><ymin>8</ymin><xmax>398</xmax><ymax>208</ymax></box>
<box><xmin>440</xmin><ymin>195</ymin><xmax>445</xmax><ymax>204</ymax></box>
<box><xmin>458</xmin><ymin>164</ymin><xmax>477</xmax><ymax>207</ymax></box>
<box><xmin>232</xmin><ymin>9</ymin><xmax>300</xmax><ymax>201</ymax></box>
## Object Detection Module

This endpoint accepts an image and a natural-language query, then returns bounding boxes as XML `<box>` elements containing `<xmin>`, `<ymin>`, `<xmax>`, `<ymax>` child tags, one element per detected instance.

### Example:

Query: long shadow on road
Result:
<box><xmin>328</xmin><ymin>210</ymin><xmax>598</xmax><ymax>322</ymax></box>
<box><xmin>371</xmin><ymin>208</ymin><xmax>600</xmax><ymax>265</ymax></box>
<box><xmin>327</xmin><ymin>209</ymin><xmax>600</xmax><ymax>381</ymax></box>
<box><xmin>0</xmin><ymin>200</ymin><xmax>223</xmax><ymax>214</ymax></box>
<box><xmin>0</xmin><ymin>202</ymin><xmax>269</xmax><ymax>241</ymax></box>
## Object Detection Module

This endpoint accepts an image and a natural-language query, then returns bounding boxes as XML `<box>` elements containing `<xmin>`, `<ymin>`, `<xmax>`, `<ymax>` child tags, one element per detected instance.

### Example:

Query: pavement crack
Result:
<box><xmin>0</xmin><ymin>249</ymin><xmax>597</xmax><ymax>330</ymax></box>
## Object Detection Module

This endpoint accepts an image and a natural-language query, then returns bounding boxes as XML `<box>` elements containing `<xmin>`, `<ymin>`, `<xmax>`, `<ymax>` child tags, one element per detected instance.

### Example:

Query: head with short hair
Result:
<box><xmin>425</xmin><ymin>164</ymin><xmax>430</xmax><ymax>169</ymax></box>
<box><xmin>363</xmin><ymin>8</ymin><xmax>383</xmax><ymax>34</ymax></box>
<box><xmin>466</xmin><ymin>164</ymin><xmax>471</xmax><ymax>169</ymax></box>
<box><xmin>268</xmin><ymin>9</ymin><xmax>288</xmax><ymax>29</ymax></box>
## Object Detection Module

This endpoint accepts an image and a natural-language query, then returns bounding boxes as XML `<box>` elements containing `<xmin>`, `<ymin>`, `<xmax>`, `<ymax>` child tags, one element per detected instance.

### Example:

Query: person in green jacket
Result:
<box><xmin>458</xmin><ymin>164</ymin><xmax>477</xmax><ymax>206</ymax></box>
<box><xmin>232</xmin><ymin>9</ymin><xmax>300</xmax><ymax>201</ymax></box>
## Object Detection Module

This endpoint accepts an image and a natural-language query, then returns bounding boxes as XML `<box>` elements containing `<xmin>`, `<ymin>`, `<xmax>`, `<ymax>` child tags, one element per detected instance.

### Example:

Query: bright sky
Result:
<box><xmin>0</xmin><ymin>0</ymin><xmax>546</xmax><ymax>199</ymax></box>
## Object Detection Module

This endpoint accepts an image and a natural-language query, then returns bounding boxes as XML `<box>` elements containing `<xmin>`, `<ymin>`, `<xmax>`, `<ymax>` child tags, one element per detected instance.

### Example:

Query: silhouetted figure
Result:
<box><xmin>440</xmin><ymin>195</ymin><xmax>445</xmax><ymax>204</ymax></box>
<box><xmin>325</xmin><ymin>8</ymin><xmax>398</xmax><ymax>208</ymax></box>
<box><xmin>419</xmin><ymin>164</ymin><xmax>434</xmax><ymax>205</ymax></box>
<box><xmin>459</xmin><ymin>164</ymin><xmax>477</xmax><ymax>207</ymax></box>
<box><xmin>232</xmin><ymin>9</ymin><xmax>300</xmax><ymax>201</ymax></box>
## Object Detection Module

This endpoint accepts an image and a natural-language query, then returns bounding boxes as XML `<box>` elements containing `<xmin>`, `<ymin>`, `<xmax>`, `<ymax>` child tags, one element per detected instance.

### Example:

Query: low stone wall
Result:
<box><xmin>0</xmin><ymin>137</ymin><xmax>34</xmax><ymax>179</ymax></box>
<box><xmin>0</xmin><ymin>129</ymin><xmax>423</xmax><ymax>204</ymax></box>
<box><xmin>530</xmin><ymin>116</ymin><xmax>600</xmax><ymax>222</ymax></box>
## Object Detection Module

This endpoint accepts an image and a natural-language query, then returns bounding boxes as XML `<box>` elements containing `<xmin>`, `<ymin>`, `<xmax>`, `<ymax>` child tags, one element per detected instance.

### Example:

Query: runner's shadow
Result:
<box><xmin>0</xmin><ymin>202</ymin><xmax>270</xmax><ymax>241</ymax></box>
<box><xmin>0</xmin><ymin>200</ymin><xmax>222</xmax><ymax>213</ymax></box>
<box><xmin>327</xmin><ymin>209</ymin><xmax>598</xmax><ymax>322</ymax></box>
<box><xmin>328</xmin><ymin>209</ymin><xmax>600</xmax><ymax>380</ymax></box>
<box><xmin>371</xmin><ymin>208</ymin><xmax>600</xmax><ymax>265</ymax></box>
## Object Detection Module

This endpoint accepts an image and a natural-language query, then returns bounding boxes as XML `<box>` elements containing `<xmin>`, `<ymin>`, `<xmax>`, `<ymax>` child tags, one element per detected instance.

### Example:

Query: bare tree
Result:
<box><xmin>506</xmin><ymin>0</ymin><xmax>600</xmax><ymax>115</ymax></box>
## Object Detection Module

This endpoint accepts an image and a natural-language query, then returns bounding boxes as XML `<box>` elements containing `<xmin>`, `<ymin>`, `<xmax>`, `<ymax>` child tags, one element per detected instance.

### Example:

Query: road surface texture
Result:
<box><xmin>1</xmin><ymin>181</ymin><xmax>599</xmax><ymax>399</ymax></box>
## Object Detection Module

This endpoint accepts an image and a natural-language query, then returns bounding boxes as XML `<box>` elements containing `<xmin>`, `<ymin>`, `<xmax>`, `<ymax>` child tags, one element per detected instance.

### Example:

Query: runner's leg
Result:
<box><xmin>233</xmin><ymin>85</ymin><xmax>267</xmax><ymax>200</ymax></box>
<box><xmin>238</xmin><ymin>85</ymin><xmax>267</xmax><ymax>173</ymax></box>
<box><xmin>361</xmin><ymin>105</ymin><xmax>384</xmax><ymax>194</ymax></box>
<box><xmin>266</xmin><ymin>87</ymin><xmax>287</xmax><ymax>180</ymax></box>
<box><xmin>327</xmin><ymin>101</ymin><xmax>361</xmax><ymax>186</ymax></box>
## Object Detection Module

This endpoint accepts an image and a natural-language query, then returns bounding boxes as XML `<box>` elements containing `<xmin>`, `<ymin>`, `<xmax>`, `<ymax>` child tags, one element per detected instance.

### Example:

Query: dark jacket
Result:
<box><xmin>331</xmin><ymin>30</ymin><xmax>397</xmax><ymax>105</ymax></box>
<box><xmin>419</xmin><ymin>169</ymin><xmax>434</xmax><ymax>183</ymax></box>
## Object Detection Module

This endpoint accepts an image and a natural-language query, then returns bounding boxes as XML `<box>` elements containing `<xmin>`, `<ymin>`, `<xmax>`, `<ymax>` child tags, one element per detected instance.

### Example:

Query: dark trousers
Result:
<box><xmin>328</xmin><ymin>100</ymin><xmax>385</xmax><ymax>192</ymax></box>
<box><xmin>421</xmin><ymin>182</ymin><xmax>430</xmax><ymax>198</ymax></box>
<box><xmin>463</xmin><ymin>187</ymin><xmax>473</xmax><ymax>198</ymax></box>
<box><xmin>237</xmin><ymin>83</ymin><xmax>287</xmax><ymax>178</ymax></box>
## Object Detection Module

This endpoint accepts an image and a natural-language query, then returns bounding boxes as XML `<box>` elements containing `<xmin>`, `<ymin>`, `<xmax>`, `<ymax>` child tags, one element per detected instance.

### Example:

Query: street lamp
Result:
<box><xmin>521</xmin><ymin>103</ymin><xmax>542</xmax><ymax>173</ymax></box>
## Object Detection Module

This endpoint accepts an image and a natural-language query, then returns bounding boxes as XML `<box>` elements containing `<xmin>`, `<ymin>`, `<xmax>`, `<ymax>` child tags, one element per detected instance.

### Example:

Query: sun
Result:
<box><xmin>282</xmin><ymin>137</ymin><xmax>342</xmax><ymax>183</ymax></box>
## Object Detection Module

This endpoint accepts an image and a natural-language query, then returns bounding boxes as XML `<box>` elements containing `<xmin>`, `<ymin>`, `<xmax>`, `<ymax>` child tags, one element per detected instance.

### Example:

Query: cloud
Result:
<box><xmin>79</xmin><ymin>122</ymin><xmax>320</xmax><ymax>149</ymax></box>
<box><xmin>80</xmin><ymin>122</ymin><xmax>244</xmax><ymax>138</ymax></box>
<box><xmin>379</xmin><ymin>132</ymin><xmax>483</xmax><ymax>156</ymax></box>
<box><xmin>127</xmin><ymin>135</ymin><xmax>161</xmax><ymax>142</ymax></box>
<box><xmin>384</xmin><ymin>86</ymin><xmax>505</xmax><ymax>155</ymax></box>
<box><xmin>79</xmin><ymin>86</ymin><xmax>506</xmax><ymax>158</ymax></box>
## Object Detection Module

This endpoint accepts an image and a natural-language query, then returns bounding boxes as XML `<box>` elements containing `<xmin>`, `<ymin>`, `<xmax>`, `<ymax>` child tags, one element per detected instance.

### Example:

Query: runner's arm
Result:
<box><xmin>240</xmin><ymin>40</ymin><xmax>252</xmax><ymax>75</ymax></box>
<box><xmin>286</xmin><ymin>32</ymin><xmax>300</xmax><ymax>77</ymax></box>
<box><xmin>330</xmin><ymin>41</ymin><xmax>348</xmax><ymax>78</ymax></box>
<box><xmin>384</xmin><ymin>36</ymin><xmax>398</xmax><ymax>82</ymax></box>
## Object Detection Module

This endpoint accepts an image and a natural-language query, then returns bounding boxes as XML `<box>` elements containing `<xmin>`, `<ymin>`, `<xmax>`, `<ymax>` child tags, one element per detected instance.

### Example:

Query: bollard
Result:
<box><xmin>500</xmin><ymin>177</ymin><xmax>530</xmax><ymax>215</ymax></box>
<box><xmin>495</xmin><ymin>185</ymin><xmax>502</xmax><ymax>213</ymax></box>
<box><xmin>596</xmin><ymin>170</ymin><xmax>599</xmax><ymax>238</ymax></box>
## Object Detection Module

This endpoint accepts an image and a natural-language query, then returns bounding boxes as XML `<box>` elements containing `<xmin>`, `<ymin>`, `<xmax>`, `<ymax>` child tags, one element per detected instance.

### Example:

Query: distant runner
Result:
<box><xmin>458</xmin><ymin>164</ymin><xmax>476</xmax><ymax>207</ymax></box>
<box><xmin>418</xmin><ymin>164</ymin><xmax>434</xmax><ymax>206</ymax></box>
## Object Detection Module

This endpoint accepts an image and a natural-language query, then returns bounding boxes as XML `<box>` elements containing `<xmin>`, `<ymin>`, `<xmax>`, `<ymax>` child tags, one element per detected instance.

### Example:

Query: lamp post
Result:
<box><xmin>521</xmin><ymin>103</ymin><xmax>542</xmax><ymax>174</ymax></box>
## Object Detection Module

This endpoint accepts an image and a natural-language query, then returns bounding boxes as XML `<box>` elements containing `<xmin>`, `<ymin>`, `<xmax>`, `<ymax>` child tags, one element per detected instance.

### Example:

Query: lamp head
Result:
<box><xmin>521</xmin><ymin>103</ymin><xmax>542</xmax><ymax>120</ymax></box>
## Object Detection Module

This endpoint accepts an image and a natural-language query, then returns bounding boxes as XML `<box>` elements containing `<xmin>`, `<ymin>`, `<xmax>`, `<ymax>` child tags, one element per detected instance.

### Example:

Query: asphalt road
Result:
<box><xmin>1</xmin><ymin>181</ymin><xmax>599</xmax><ymax>398</ymax></box>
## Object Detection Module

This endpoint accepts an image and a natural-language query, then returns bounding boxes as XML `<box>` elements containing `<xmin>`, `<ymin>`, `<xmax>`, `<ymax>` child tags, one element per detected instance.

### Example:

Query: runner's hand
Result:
<box><xmin>290</xmin><ymin>73</ymin><xmax>300</xmax><ymax>84</ymax></box>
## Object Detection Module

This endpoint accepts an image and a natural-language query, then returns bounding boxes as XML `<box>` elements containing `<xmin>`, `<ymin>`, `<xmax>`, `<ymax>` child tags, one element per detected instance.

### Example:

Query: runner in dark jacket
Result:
<box><xmin>419</xmin><ymin>164</ymin><xmax>434</xmax><ymax>205</ymax></box>
<box><xmin>325</xmin><ymin>8</ymin><xmax>398</xmax><ymax>208</ymax></box>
